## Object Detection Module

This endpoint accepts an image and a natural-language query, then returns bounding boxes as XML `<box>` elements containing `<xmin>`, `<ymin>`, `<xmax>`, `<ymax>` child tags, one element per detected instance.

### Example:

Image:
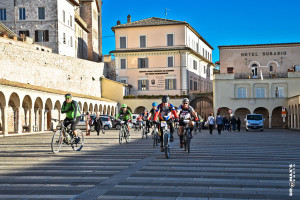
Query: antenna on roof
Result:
<box><xmin>165</xmin><ymin>8</ymin><xmax>170</xmax><ymax>20</ymax></box>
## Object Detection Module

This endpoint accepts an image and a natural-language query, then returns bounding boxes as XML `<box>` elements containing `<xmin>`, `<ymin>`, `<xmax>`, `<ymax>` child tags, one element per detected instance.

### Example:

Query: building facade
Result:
<box><xmin>110</xmin><ymin>17</ymin><xmax>214</xmax><ymax>97</ymax></box>
<box><xmin>214</xmin><ymin>43</ymin><xmax>300</xmax><ymax>129</ymax></box>
<box><xmin>0</xmin><ymin>0</ymin><xmax>102</xmax><ymax>61</ymax></box>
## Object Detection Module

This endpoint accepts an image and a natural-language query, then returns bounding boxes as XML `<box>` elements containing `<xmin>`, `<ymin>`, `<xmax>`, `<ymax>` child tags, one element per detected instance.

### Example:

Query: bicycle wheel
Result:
<box><xmin>119</xmin><ymin>129</ymin><xmax>123</xmax><ymax>144</ymax></box>
<box><xmin>72</xmin><ymin>130</ymin><xmax>84</xmax><ymax>151</ymax></box>
<box><xmin>125</xmin><ymin>131</ymin><xmax>130</xmax><ymax>143</ymax></box>
<box><xmin>51</xmin><ymin>130</ymin><xmax>63</xmax><ymax>154</ymax></box>
<box><xmin>164</xmin><ymin>133</ymin><xmax>170</xmax><ymax>159</ymax></box>
<box><xmin>187</xmin><ymin>131</ymin><xmax>191</xmax><ymax>154</ymax></box>
<box><xmin>142</xmin><ymin>127</ymin><xmax>145</xmax><ymax>139</ymax></box>
<box><xmin>184</xmin><ymin>132</ymin><xmax>187</xmax><ymax>151</ymax></box>
<box><xmin>153</xmin><ymin>131</ymin><xmax>156</xmax><ymax>148</ymax></box>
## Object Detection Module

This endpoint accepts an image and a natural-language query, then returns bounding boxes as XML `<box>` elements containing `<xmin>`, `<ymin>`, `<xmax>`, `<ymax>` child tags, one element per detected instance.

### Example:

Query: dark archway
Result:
<box><xmin>272</xmin><ymin>106</ymin><xmax>288</xmax><ymax>128</ymax></box>
<box><xmin>253</xmin><ymin>107</ymin><xmax>269</xmax><ymax>128</ymax></box>
<box><xmin>234</xmin><ymin>108</ymin><xmax>251</xmax><ymax>127</ymax></box>
<box><xmin>134</xmin><ymin>106</ymin><xmax>146</xmax><ymax>114</ymax></box>
<box><xmin>190</xmin><ymin>97</ymin><xmax>213</xmax><ymax>120</ymax></box>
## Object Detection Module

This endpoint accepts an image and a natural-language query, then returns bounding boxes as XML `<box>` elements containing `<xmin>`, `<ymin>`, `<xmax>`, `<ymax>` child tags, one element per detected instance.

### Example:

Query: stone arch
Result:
<box><xmin>22</xmin><ymin>95</ymin><xmax>33</xmax><ymax>132</ymax></box>
<box><xmin>8</xmin><ymin>92</ymin><xmax>21</xmax><ymax>132</ymax></box>
<box><xmin>111</xmin><ymin>106</ymin><xmax>115</xmax><ymax>116</ymax></box>
<box><xmin>99</xmin><ymin>104</ymin><xmax>103</xmax><ymax>114</ymax></box>
<box><xmin>45</xmin><ymin>98</ymin><xmax>53</xmax><ymax>131</ymax></box>
<box><xmin>94</xmin><ymin>104</ymin><xmax>98</xmax><ymax>114</ymax></box>
<box><xmin>253</xmin><ymin>107</ymin><xmax>269</xmax><ymax>128</ymax></box>
<box><xmin>0</xmin><ymin>92</ymin><xmax>6</xmax><ymax>134</ymax></box>
<box><xmin>134</xmin><ymin>106</ymin><xmax>146</xmax><ymax>114</ymax></box>
<box><xmin>53</xmin><ymin>100</ymin><xmax>61</xmax><ymax>128</ymax></box>
<box><xmin>78</xmin><ymin>101</ymin><xmax>82</xmax><ymax>112</ymax></box>
<box><xmin>294</xmin><ymin>105</ymin><xmax>298</xmax><ymax>129</ymax></box>
<box><xmin>103</xmin><ymin>105</ymin><xmax>107</xmax><ymax>115</ymax></box>
<box><xmin>107</xmin><ymin>105</ymin><xmax>111</xmax><ymax>116</ymax></box>
<box><xmin>89</xmin><ymin>103</ymin><xmax>93</xmax><ymax>114</ymax></box>
<box><xmin>267</xmin><ymin>60</ymin><xmax>279</xmax><ymax>74</ymax></box>
<box><xmin>234</xmin><ymin>108</ymin><xmax>251</xmax><ymax>127</ymax></box>
<box><xmin>127</xmin><ymin>106</ymin><xmax>132</xmax><ymax>113</ymax></box>
<box><xmin>219</xmin><ymin>107</ymin><xmax>230</xmax><ymax>119</ymax></box>
<box><xmin>34</xmin><ymin>97</ymin><xmax>43</xmax><ymax>132</ymax></box>
<box><xmin>272</xmin><ymin>106</ymin><xmax>287</xmax><ymax>128</ymax></box>
<box><xmin>190</xmin><ymin>97</ymin><xmax>213</xmax><ymax>119</ymax></box>
<box><xmin>83</xmin><ymin>102</ymin><xmax>88</xmax><ymax>114</ymax></box>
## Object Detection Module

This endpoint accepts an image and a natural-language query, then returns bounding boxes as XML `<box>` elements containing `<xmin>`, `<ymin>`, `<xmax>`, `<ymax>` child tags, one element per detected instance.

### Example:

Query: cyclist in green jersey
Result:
<box><xmin>116</xmin><ymin>104</ymin><xmax>132</xmax><ymax>131</ymax></box>
<box><xmin>61</xmin><ymin>93</ymin><xmax>81</xmax><ymax>144</ymax></box>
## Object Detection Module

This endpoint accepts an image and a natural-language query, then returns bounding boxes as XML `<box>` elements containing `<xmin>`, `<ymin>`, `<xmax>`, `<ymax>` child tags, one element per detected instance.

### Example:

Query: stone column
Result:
<box><xmin>291</xmin><ymin>114</ymin><xmax>294</xmax><ymax>129</ymax></box>
<box><xmin>294</xmin><ymin>114</ymin><xmax>297</xmax><ymax>129</ymax></box>
<box><xmin>41</xmin><ymin>109</ymin><xmax>45</xmax><ymax>132</ymax></box>
<box><xmin>17</xmin><ymin>107</ymin><xmax>22</xmax><ymax>134</ymax></box>
<box><xmin>29</xmin><ymin>109</ymin><xmax>34</xmax><ymax>132</ymax></box>
<box><xmin>3</xmin><ymin>107</ymin><xmax>8</xmax><ymax>135</ymax></box>
<box><xmin>269</xmin><ymin>115</ymin><xmax>272</xmax><ymax>129</ymax></box>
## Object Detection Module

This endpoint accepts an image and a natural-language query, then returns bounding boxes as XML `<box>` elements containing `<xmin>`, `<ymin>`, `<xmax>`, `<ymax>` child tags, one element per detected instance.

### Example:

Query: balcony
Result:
<box><xmin>234</xmin><ymin>72</ymin><xmax>288</xmax><ymax>79</ymax></box>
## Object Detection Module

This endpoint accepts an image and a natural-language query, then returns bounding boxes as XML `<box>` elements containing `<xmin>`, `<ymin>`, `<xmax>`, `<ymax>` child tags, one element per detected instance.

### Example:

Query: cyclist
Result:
<box><xmin>61</xmin><ymin>93</ymin><xmax>81</xmax><ymax>144</ymax></box>
<box><xmin>148</xmin><ymin>102</ymin><xmax>158</xmax><ymax>128</ymax></box>
<box><xmin>116</xmin><ymin>104</ymin><xmax>132</xmax><ymax>133</ymax></box>
<box><xmin>177</xmin><ymin>98</ymin><xmax>198</xmax><ymax>148</ymax></box>
<box><xmin>154</xmin><ymin>95</ymin><xmax>179</xmax><ymax>152</ymax></box>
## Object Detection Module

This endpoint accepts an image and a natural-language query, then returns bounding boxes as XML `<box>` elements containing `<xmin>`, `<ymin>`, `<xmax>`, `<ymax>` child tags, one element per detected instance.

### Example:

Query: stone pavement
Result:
<box><xmin>0</xmin><ymin>128</ymin><xmax>299</xmax><ymax>200</ymax></box>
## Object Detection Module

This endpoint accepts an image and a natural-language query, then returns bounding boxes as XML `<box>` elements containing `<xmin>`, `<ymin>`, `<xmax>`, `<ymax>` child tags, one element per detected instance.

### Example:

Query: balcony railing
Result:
<box><xmin>234</xmin><ymin>72</ymin><xmax>288</xmax><ymax>79</ymax></box>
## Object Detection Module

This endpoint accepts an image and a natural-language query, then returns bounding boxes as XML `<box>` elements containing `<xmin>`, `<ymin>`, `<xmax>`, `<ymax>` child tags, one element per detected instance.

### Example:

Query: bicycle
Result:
<box><xmin>182</xmin><ymin>114</ymin><xmax>192</xmax><ymax>154</ymax></box>
<box><xmin>119</xmin><ymin>121</ymin><xmax>130</xmax><ymax>144</ymax></box>
<box><xmin>152</xmin><ymin>123</ymin><xmax>159</xmax><ymax>148</ymax></box>
<box><xmin>160</xmin><ymin>114</ymin><xmax>172</xmax><ymax>159</ymax></box>
<box><xmin>142</xmin><ymin>121</ymin><xmax>149</xmax><ymax>139</ymax></box>
<box><xmin>51</xmin><ymin>119</ymin><xmax>84</xmax><ymax>154</ymax></box>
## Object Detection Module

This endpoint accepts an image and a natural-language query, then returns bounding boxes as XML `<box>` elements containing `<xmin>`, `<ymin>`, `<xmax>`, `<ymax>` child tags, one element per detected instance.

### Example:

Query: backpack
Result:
<box><xmin>72</xmin><ymin>100</ymin><xmax>81</xmax><ymax>114</ymax></box>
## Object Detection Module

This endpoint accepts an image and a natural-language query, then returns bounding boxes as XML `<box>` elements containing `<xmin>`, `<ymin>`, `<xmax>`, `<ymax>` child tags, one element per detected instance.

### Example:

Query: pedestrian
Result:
<box><xmin>93</xmin><ymin>112</ymin><xmax>103</xmax><ymax>135</ymax></box>
<box><xmin>223</xmin><ymin>117</ymin><xmax>229</xmax><ymax>132</ymax></box>
<box><xmin>203</xmin><ymin>116</ymin><xmax>207</xmax><ymax>130</ymax></box>
<box><xmin>237</xmin><ymin>117</ymin><xmax>241</xmax><ymax>132</ymax></box>
<box><xmin>231</xmin><ymin>116</ymin><xmax>237</xmax><ymax>132</ymax></box>
<box><xmin>207</xmin><ymin>113</ymin><xmax>215</xmax><ymax>134</ymax></box>
<box><xmin>86</xmin><ymin>112</ymin><xmax>92</xmax><ymax>136</ymax></box>
<box><xmin>216</xmin><ymin>113</ymin><xmax>223</xmax><ymax>134</ymax></box>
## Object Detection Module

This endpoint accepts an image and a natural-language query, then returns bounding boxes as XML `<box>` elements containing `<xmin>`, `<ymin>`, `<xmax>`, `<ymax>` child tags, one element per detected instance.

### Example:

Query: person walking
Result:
<box><xmin>231</xmin><ymin>116</ymin><xmax>237</xmax><ymax>132</ymax></box>
<box><xmin>237</xmin><ymin>117</ymin><xmax>241</xmax><ymax>132</ymax></box>
<box><xmin>223</xmin><ymin>117</ymin><xmax>229</xmax><ymax>132</ymax></box>
<box><xmin>86</xmin><ymin>112</ymin><xmax>92</xmax><ymax>136</ymax></box>
<box><xmin>216</xmin><ymin>114</ymin><xmax>223</xmax><ymax>134</ymax></box>
<box><xmin>207</xmin><ymin>113</ymin><xmax>215</xmax><ymax>135</ymax></box>
<box><xmin>93</xmin><ymin>112</ymin><xmax>103</xmax><ymax>135</ymax></box>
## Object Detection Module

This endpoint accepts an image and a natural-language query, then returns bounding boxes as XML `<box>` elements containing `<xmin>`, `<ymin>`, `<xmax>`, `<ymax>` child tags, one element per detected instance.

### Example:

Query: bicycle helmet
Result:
<box><xmin>121</xmin><ymin>104</ymin><xmax>127</xmax><ymax>108</ymax></box>
<box><xmin>182</xmin><ymin>98</ymin><xmax>189</xmax><ymax>103</ymax></box>
<box><xmin>65</xmin><ymin>93</ymin><xmax>72</xmax><ymax>99</ymax></box>
<box><xmin>152</xmin><ymin>102</ymin><xmax>158</xmax><ymax>106</ymax></box>
<box><xmin>162</xmin><ymin>95</ymin><xmax>169</xmax><ymax>103</ymax></box>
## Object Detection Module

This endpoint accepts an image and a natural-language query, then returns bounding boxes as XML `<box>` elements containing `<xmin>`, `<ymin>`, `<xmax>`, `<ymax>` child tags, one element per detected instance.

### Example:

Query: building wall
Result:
<box><xmin>0</xmin><ymin>37</ymin><xmax>104</xmax><ymax>97</ymax></box>
<box><xmin>101</xmin><ymin>78</ymin><xmax>125</xmax><ymax>103</ymax></box>
<box><xmin>75</xmin><ymin>22</ymin><xmax>88</xmax><ymax>59</ymax></box>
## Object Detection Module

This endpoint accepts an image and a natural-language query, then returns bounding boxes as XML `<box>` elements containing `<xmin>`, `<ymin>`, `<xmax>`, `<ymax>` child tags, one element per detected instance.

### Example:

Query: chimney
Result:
<box><xmin>117</xmin><ymin>20</ymin><xmax>121</xmax><ymax>25</ymax></box>
<box><xmin>127</xmin><ymin>15</ymin><xmax>131</xmax><ymax>23</ymax></box>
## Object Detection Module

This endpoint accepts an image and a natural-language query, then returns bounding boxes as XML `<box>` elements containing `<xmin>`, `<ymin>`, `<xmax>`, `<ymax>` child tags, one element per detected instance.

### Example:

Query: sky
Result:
<box><xmin>101</xmin><ymin>0</ymin><xmax>300</xmax><ymax>63</ymax></box>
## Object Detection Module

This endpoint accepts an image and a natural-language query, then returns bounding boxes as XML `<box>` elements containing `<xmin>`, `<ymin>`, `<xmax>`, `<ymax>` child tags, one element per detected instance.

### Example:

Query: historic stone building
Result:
<box><xmin>214</xmin><ymin>43</ymin><xmax>300</xmax><ymax>129</ymax></box>
<box><xmin>0</xmin><ymin>34</ymin><xmax>116</xmax><ymax>135</ymax></box>
<box><xmin>0</xmin><ymin>0</ymin><xmax>102</xmax><ymax>61</ymax></box>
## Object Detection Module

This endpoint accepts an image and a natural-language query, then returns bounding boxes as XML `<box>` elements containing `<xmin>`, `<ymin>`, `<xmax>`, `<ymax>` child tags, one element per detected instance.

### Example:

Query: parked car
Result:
<box><xmin>245</xmin><ymin>114</ymin><xmax>264</xmax><ymax>131</ymax></box>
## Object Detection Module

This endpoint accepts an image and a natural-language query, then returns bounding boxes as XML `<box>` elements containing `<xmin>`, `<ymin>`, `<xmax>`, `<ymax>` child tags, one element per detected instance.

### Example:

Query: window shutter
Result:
<box><xmin>145</xmin><ymin>58</ymin><xmax>149</xmax><ymax>68</ymax></box>
<box><xmin>146</xmin><ymin>80</ymin><xmax>149</xmax><ymax>90</ymax></box>
<box><xmin>138</xmin><ymin>58</ymin><xmax>141</xmax><ymax>68</ymax></box>
<box><xmin>138</xmin><ymin>80</ymin><xmax>141</xmax><ymax>90</ymax></box>
<box><xmin>165</xmin><ymin>79</ymin><xmax>169</xmax><ymax>90</ymax></box>
<box><xmin>45</xmin><ymin>30</ymin><xmax>49</xmax><ymax>41</ymax></box>
<box><xmin>23</xmin><ymin>8</ymin><xmax>25</xmax><ymax>20</ymax></box>
<box><xmin>120</xmin><ymin>37</ymin><xmax>126</xmax><ymax>48</ymax></box>
<box><xmin>173</xmin><ymin>79</ymin><xmax>176</xmax><ymax>90</ymax></box>
<box><xmin>35</xmin><ymin>31</ymin><xmax>38</xmax><ymax>42</ymax></box>
<box><xmin>167</xmin><ymin>34</ymin><xmax>173</xmax><ymax>46</ymax></box>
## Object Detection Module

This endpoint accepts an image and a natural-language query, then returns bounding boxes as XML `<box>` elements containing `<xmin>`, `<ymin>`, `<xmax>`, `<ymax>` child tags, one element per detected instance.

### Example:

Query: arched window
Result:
<box><xmin>270</xmin><ymin>65</ymin><xmax>273</xmax><ymax>72</ymax></box>
<box><xmin>251</xmin><ymin>64</ymin><xmax>258</xmax><ymax>77</ymax></box>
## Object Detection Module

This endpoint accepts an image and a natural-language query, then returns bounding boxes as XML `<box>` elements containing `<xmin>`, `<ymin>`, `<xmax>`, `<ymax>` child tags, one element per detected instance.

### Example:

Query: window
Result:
<box><xmin>19</xmin><ymin>8</ymin><xmax>25</xmax><ymax>20</ymax></box>
<box><xmin>70</xmin><ymin>15</ymin><xmax>72</xmax><ymax>27</ymax></box>
<box><xmin>38</xmin><ymin>7</ymin><xmax>45</xmax><ymax>20</ymax></box>
<box><xmin>275</xmin><ymin>87</ymin><xmax>284</xmax><ymax>97</ymax></box>
<box><xmin>167</xmin><ymin>56</ymin><xmax>174</xmax><ymax>67</ymax></box>
<box><xmin>165</xmin><ymin>79</ymin><xmax>176</xmax><ymax>90</ymax></box>
<box><xmin>120</xmin><ymin>80</ymin><xmax>127</xmax><ymax>84</ymax></box>
<box><xmin>138</xmin><ymin>80</ymin><xmax>149</xmax><ymax>90</ymax></box>
<box><xmin>138</xmin><ymin>58</ymin><xmax>148</xmax><ymax>68</ymax></box>
<box><xmin>251</xmin><ymin>64</ymin><xmax>258</xmax><ymax>77</ymax></box>
<box><xmin>140</xmin><ymin>35</ymin><xmax>146</xmax><ymax>48</ymax></box>
<box><xmin>256</xmin><ymin>88</ymin><xmax>265</xmax><ymax>98</ymax></box>
<box><xmin>270</xmin><ymin>65</ymin><xmax>273</xmax><ymax>72</ymax></box>
<box><xmin>63</xmin><ymin>10</ymin><xmax>65</xmax><ymax>23</ymax></box>
<box><xmin>190</xmin><ymin>80</ymin><xmax>193</xmax><ymax>90</ymax></box>
<box><xmin>70</xmin><ymin>36</ymin><xmax>73</xmax><ymax>47</ymax></box>
<box><xmin>35</xmin><ymin>30</ymin><xmax>49</xmax><ymax>42</ymax></box>
<box><xmin>194</xmin><ymin>81</ymin><xmax>197</xmax><ymax>91</ymax></box>
<box><xmin>0</xmin><ymin>9</ymin><xmax>6</xmax><ymax>21</ymax></box>
<box><xmin>227</xmin><ymin>67</ymin><xmax>234</xmax><ymax>73</ymax></box>
<box><xmin>63</xmin><ymin>32</ymin><xmax>66</xmax><ymax>44</ymax></box>
<box><xmin>202</xmin><ymin>48</ymin><xmax>204</xmax><ymax>56</ymax></box>
<box><xmin>167</xmin><ymin>34</ymin><xmax>174</xmax><ymax>46</ymax></box>
<box><xmin>204</xmin><ymin>66</ymin><xmax>206</xmax><ymax>74</ymax></box>
<box><xmin>196</xmin><ymin>43</ymin><xmax>199</xmax><ymax>53</ymax></box>
<box><xmin>193</xmin><ymin>60</ymin><xmax>197</xmax><ymax>70</ymax></box>
<box><xmin>237</xmin><ymin>87</ymin><xmax>247</xmax><ymax>98</ymax></box>
<box><xmin>120</xmin><ymin>36</ymin><xmax>126</xmax><ymax>48</ymax></box>
<box><xmin>120</xmin><ymin>59</ymin><xmax>126</xmax><ymax>69</ymax></box>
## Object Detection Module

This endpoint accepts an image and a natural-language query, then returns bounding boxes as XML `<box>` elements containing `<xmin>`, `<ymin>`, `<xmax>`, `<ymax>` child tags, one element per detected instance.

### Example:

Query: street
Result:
<box><xmin>0</xmin><ymin>128</ymin><xmax>299</xmax><ymax>200</ymax></box>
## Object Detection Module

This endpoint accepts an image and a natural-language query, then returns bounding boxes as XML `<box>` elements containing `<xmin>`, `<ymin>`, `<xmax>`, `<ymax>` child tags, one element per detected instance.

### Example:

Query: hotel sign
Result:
<box><xmin>241</xmin><ymin>51</ymin><xmax>287</xmax><ymax>57</ymax></box>
<box><xmin>139</xmin><ymin>69</ymin><xmax>174</xmax><ymax>75</ymax></box>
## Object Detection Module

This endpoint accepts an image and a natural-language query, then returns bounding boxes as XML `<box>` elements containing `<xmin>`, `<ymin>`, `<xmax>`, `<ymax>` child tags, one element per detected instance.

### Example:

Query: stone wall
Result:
<box><xmin>0</xmin><ymin>37</ymin><xmax>104</xmax><ymax>97</ymax></box>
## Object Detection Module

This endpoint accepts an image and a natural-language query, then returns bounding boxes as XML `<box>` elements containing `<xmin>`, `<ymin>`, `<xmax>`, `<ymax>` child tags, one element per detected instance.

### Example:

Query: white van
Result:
<box><xmin>245</xmin><ymin>114</ymin><xmax>264</xmax><ymax>131</ymax></box>
<box><xmin>132</xmin><ymin>114</ymin><xmax>140</xmax><ymax>124</ymax></box>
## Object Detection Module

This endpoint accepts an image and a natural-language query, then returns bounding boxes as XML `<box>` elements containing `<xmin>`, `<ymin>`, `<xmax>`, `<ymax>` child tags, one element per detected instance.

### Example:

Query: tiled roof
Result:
<box><xmin>0</xmin><ymin>22</ymin><xmax>17</xmax><ymax>37</ymax></box>
<box><xmin>112</xmin><ymin>17</ymin><xmax>187</xmax><ymax>30</ymax></box>
<box><xmin>218</xmin><ymin>42</ymin><xmax>300</xmax><ymax>49</ymax></box>
<box><xmin>0</xmin><ymin>79</ymin><xmax>116</xmax><ymax>103</ymax></box>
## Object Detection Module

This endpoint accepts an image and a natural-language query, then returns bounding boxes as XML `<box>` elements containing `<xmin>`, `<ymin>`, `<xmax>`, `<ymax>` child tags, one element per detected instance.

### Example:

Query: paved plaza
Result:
<box><xmin>0</xmin><ymin>128</ymin><xmax>299</xmax><ymax>200</ymax></box>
